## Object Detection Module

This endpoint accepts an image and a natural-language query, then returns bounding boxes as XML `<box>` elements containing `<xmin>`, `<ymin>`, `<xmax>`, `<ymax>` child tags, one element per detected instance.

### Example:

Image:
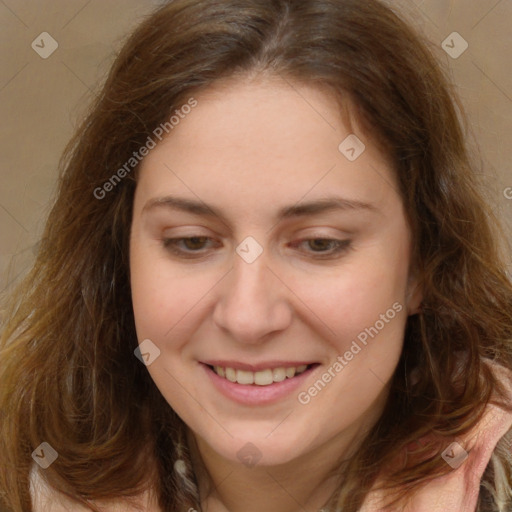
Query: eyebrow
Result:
<box><xmin>142</xmin><ymin>195</ymin><xmax>378</xmax><ymax>222</ymax></box>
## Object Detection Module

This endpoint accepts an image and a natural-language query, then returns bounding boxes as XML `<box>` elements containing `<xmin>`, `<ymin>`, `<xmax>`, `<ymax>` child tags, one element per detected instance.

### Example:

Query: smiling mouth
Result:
<box><xmin>206</xmin><ymin>363</ymin><xmax>317</xmax><ymax>386</ymax></box>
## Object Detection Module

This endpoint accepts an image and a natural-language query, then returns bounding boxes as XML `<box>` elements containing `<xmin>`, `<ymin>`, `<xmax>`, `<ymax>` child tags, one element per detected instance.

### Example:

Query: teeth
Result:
<box><xmin>285</xmin><ymin>367</ymin><xmax>296</xmax><ymax>378</ymax></box>
<box><xmin>272</xmin><ymin>367</ymin><xmax>287</xmax><ymax>382</ymax></box>
<box><xmin>236</xmin><ymin>369</ymin><xmax>254</xmax><ymax>385</ymax></box>
<box><xmin>212</xmin><ymin>364</ymin><xmax>310</xmax><ymax>386</ymax></box>
<box><xmin>254</xmin><ymin>369</ymin><xmax>273</xmax><ymax>385</ymax></box>
<box><xmin>225</xmin><ymin>367</ymin><xmax>237</xmax><ymax>382</ymax></box>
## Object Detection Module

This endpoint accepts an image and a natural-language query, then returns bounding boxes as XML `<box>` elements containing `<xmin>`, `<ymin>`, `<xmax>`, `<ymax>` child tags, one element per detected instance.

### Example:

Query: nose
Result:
<box><xmin>212</xmin><ymin>250</ymin><xmax>292</xmax><ymax>345</ymax></box>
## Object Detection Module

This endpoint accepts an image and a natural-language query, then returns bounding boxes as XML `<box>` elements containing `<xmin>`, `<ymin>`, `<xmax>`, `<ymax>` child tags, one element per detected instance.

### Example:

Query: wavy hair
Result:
<box><xmin>1</xmin><ymin>0</ymin><xmax>512</xmax><ymax>511</ymax></box>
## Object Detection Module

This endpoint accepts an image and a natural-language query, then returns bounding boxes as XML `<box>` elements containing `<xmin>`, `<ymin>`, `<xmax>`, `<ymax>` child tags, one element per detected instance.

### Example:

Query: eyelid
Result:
<box><xmin>161</xmin><ymin>234</ymin><xmax>353</xmax><ymax>259</ymax></box>
<box><xmin>290</xmin><ymin>237</ymin><xmax>353</xmax><ymax>258</ymax></box>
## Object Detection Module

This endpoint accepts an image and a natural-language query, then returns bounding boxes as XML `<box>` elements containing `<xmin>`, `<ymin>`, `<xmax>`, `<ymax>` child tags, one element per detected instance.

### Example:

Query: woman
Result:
<box><xmin>1</xmin><ymin>0</ymin><xmax>511</xmax><ymax>511</ymax></box>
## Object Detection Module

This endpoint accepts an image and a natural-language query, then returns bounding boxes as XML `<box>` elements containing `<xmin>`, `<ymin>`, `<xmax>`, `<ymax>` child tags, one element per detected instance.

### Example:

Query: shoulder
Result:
<box><xmin>360</xmin><ymin>357</ymin><xmax>512</xmax><ymax>512</ymax></box>
<box><xmin>29</xmin><ymin>464</ymin><xmax>161</xmax><ymax>512</ymax></box>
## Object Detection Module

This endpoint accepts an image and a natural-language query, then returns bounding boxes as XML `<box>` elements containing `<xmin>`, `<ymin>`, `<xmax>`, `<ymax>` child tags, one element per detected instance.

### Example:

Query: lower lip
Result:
<box><xmin>201</xmin><ymin>363</ymin><xmax>319</xmax><ymax>405</ymax></box>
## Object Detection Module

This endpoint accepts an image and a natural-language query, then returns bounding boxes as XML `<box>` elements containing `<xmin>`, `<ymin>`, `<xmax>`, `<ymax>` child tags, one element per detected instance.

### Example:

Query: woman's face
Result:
<box><xmin>129</xmin><ymin>76</ymin><xmax>422</xmax><ymax>467</ymax></box>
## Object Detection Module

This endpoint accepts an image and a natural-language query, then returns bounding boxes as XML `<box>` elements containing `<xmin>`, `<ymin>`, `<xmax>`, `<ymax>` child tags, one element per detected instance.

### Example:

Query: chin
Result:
<box><xmin>209</xmin><ymin>432</ymin><xmax>307</xmax><ymax>468</ymax></box>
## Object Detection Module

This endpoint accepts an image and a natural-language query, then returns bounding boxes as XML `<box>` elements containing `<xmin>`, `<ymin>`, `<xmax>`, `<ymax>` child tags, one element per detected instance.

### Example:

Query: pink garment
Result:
<box><xmin>360</xmin><ymin>358</ymin><xmax>512</xmax><ymax>512</ymax></box>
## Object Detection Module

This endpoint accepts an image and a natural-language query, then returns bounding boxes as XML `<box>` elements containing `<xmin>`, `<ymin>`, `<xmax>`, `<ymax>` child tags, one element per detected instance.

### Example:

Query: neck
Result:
<box><xmin>186</xmin><ymin>409</ymin><xmax>382</xmax><ymax>512</ymax></box>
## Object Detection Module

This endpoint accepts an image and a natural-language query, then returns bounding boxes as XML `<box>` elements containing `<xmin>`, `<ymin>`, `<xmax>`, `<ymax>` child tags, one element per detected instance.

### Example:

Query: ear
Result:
<box><xmin>405</xmin><ymin>269</ymin><xmax>423</xmax><ymax>316</ymax></box>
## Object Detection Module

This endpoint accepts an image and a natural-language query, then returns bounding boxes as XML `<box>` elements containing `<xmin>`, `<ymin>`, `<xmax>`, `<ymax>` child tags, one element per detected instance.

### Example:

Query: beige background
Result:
<box><xmin>0</xmin><ymin>0</ymin><xmax>511</xmax><ymax>298</ymax></box>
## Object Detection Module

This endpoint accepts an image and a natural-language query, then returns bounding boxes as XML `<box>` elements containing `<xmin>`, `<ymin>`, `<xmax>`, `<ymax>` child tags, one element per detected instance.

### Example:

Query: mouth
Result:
<box><xmin>202</xmin><ymin>361</ymin><xmax>320</xmax><ymax>405</ymax></box>
<box><xmin>206</xmin><ymin>363</ymin><xmax>316</xmax><ymax>386</ymax></box>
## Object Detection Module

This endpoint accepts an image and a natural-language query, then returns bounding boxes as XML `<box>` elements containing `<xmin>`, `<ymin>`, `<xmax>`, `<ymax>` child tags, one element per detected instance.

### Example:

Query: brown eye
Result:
<box><xmin>181</xmin><ymin>236</ymin><xmax>208</xmax><ymax>250</ymax></box>
<box><xmin>162</xmin><ymin>236</ymin><xmax>216</xmax><ymax>257</ymax></box>
<box><xmin>308</xmin><ymin>239</ymin><xmax>335</xmax><ymax>251</ymax></box>
<box><xmin>291</xmin><ymin>238</ymin><xmax>352</xmax><ymax>259</ymax></box>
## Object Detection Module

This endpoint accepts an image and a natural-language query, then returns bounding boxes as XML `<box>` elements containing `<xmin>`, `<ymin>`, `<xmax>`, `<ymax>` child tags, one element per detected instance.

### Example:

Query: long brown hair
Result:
<box><xmin>1</xmin><ymin>0</ymin><xmax>512</xmax><ymax>510</ymax></box>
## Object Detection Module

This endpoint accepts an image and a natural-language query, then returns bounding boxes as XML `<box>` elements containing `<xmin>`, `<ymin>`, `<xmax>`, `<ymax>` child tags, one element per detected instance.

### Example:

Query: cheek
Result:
<box><xmin>130</xmin><ymin>240</ymin><xmax>220</xmax><ymax>355</ymax></box>
<box><xmin>293</xmin><ymin>259</ymin><xmax>408</xmax><ymax>417</ymax></box>
<box><xmin>291</xmin><ymin>249</ymin><xmax>409</xmax><ymax>348</ymax></box>
<box><xmin>129</xmin><ymin>245</ymin><xmax>206</xmax><ymax>411</ymax></box>
<box><xmin>130</xmin><ymin>239</ymin><xmax>181</xmax><ymax>341</ymax></box>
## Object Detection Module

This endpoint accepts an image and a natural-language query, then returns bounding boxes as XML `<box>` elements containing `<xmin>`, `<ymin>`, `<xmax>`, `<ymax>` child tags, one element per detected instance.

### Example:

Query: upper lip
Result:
<box><xmin>202</xmin><ymin>360</ymin><xmax>317</xmax><ymax>372</ymax></box>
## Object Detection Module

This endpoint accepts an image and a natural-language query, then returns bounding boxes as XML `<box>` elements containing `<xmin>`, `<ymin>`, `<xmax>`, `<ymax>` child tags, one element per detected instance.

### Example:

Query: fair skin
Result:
<box><xmin>129</xmin><ymin>75</ymin><xmax>422</xmax><ymax>512</ymax></box>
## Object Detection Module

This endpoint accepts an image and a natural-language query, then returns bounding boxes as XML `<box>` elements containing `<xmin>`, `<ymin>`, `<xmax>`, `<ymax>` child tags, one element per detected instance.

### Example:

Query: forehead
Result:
<box><xmin>162</xmin><ymin>75</ymin><xmax>359</xmax><ymax>157</ymax></box>
<box><xmin>135</xmin><ymin>76</ymin><xmax>400</xmax><ymax>218</ymax></box>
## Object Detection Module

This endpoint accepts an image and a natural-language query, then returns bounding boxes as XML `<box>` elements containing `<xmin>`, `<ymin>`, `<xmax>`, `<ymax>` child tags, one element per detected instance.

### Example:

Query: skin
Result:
<box><xmin>129</xmin><ymin>75</ymin><xmax>422</xmax><ymax>512</ymax></box>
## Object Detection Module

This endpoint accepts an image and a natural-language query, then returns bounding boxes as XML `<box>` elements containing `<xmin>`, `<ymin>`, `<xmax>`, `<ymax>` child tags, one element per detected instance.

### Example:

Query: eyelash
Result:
<box><xmin>161</xmin><ymin>236</ymin><xmax>352</xmax><ymax>260</ymax></box>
